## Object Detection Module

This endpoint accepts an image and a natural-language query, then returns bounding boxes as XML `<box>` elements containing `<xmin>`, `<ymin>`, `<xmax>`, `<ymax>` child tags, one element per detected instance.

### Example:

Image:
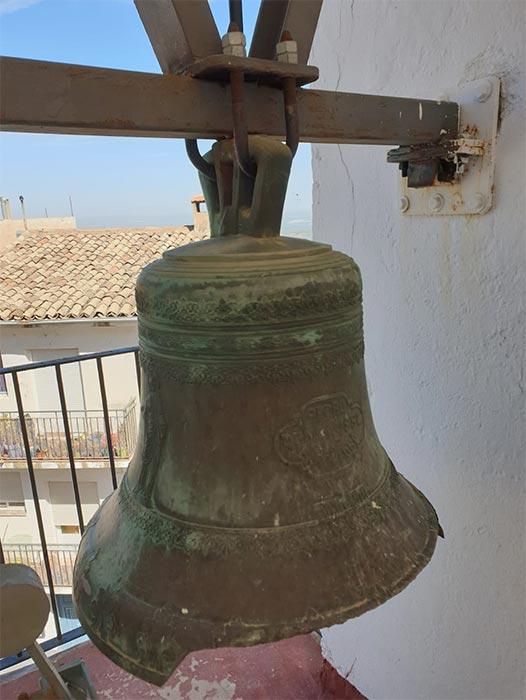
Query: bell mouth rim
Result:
<box><xmin>73</xmin><ymin>465</ymin><xmax>441</xmax><ymax>686</ymax></box>
<box><xmin>74</xmin><ymin>609</ymin><xmax>173</xmax><ymax>687</ymax></box>
<box><xmin>75</xmin><ymin>515</ymin><xmax>439</xmax><ymax>688</ymax></box>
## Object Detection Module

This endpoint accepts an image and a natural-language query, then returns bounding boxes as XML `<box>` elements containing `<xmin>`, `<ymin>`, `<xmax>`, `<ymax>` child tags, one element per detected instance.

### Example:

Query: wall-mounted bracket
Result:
<box><xmin>391</xmin><ymin>76</ymin><xmax>500</xmax><ymax>216</ymax></box>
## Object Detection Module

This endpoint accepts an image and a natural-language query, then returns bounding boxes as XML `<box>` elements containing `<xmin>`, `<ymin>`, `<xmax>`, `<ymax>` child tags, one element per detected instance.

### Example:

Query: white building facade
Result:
<box><xmin>0</xmin><ymin>223</ymin><xmax>206</xmax><ymax>647</ymax></box>
<box><xmin>312</xmin><ymin>2</ymin><xmax>525</xmax><ymax>699</ymax></box>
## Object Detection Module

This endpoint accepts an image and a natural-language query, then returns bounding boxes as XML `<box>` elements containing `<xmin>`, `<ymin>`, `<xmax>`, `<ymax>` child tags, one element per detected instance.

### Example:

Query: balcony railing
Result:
<box><xmin>3</xmin><ymin>543</ymin><xmax>77</xmax><ymax>587</ymax></box>
<box><xmin>0</xmin><ymin>403</ymin><xmax>137</xmax><ymax>462</ymax></box>
<box><xmin>0</xmin><ymin>346</ymin><xmax>140</xmax><ymax>670</ymax></box>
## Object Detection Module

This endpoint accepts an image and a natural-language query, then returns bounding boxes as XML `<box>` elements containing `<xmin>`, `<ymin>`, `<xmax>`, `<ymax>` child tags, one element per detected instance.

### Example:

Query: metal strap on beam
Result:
<box><xmin>135</xmin><ymin>0</ymin><xmax>221</xmax><ymax>74</ymax></box>
<box><xmin>250</xmin><ymin>0</ymin><xmax>323</xmax><ymax>64</ymax></box>
<box><xmin>0</xmin><ymin>57</ymin><xmax>459</xmax><ymax>145</ymax></box>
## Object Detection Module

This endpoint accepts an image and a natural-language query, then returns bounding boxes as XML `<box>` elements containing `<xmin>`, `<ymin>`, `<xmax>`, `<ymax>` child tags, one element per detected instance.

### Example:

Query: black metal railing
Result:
<box><xmin>0</xmin><ymin>346</ymin><xmax>141</xmax><ymax>670</ymax></box>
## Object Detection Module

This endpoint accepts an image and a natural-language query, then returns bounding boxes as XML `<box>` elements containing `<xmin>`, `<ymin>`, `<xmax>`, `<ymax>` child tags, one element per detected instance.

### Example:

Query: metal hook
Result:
<box><xmin>277</xmin><ymin>30</ymin><xmax>300</xmax><ymax>158</ymax></box>
<box><xmin>229</xmin><ymin>70</ymin><xmax>299</xmax><ymax>176</ymax></box>
<box><xmin>229</xmin><ymin>69</ymin><xmax>256</xmax><ymax>179</ymax></box>
<box><xmin>185</xmin><ymin>139</ymin><xmax>216</xmax><ymax>180</ymax></box>
<box><xmin>282</xmin><ymin>76</ymin><xmax>299</xmax><ymax>158</ymax></box>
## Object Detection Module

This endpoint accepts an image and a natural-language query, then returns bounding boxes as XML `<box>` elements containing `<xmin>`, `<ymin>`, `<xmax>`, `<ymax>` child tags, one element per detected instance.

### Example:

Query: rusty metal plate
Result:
<box><xmin>187</xmin><ymin>53</ymin><xmax>319</xmax><ymax>86</ymax></box>
<box><xmin>399</xmin><ymin>76</ymin><xmax>500</xmax><ymax>216</ymax></box>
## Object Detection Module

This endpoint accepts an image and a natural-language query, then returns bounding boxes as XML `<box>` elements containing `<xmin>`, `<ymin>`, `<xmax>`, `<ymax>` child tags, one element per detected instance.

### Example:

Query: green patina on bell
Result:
<box><xmin>73</xmin><ymin>136</ymin><xmax>441</xmax><ymax>685</ymax></box>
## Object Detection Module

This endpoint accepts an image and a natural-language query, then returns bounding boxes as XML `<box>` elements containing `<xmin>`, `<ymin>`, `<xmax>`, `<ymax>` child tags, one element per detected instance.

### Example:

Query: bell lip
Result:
<box><xmin>76</xmin><ymin>517</ymin><xmax>438</xmax><ymax>688</ymax></box>
<box><xmin>73</xmin><ymin>469</ymin><xmax>441</xmax><ymax>686</ymax></box>
<box><xmin>75</xmin><ymin>604</ymin><xmax>177</xmax><ymax>687</ymax></box>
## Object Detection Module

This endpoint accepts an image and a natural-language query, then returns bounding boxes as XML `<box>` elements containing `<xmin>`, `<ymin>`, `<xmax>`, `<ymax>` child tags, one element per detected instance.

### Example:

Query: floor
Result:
<box><xmin>0</xmin><ymin>634</ymin><xmax>365</xmax><ymax>699</ymax></box>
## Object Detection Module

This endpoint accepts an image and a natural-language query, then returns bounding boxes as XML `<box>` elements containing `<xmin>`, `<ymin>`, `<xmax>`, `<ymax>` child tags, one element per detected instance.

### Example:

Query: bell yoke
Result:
<box><xmin>73</xmin><ymin>134</ymin><xmax>442</xmax><ymax>685</ymax></box>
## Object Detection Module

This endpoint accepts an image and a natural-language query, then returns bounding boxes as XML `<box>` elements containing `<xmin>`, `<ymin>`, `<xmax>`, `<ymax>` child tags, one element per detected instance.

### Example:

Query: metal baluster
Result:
<box><xmin>122</xmin><ymin>408</ymin><xmax>129</xmax><ymax>458</ymax></box>
<box><xmin>49</xmin><ymin>415</ymin><xmax>54</xmax><ymax>457</ymax></box>
<box><xmin>55</xmin><ymin>366</ymin><xmax>84</xmax><ymax>532</ymax></box>
<box><xmin>58</xmin><ymin>549</ymin><xmax>64</xmax><ymax>585</ymax></box>
<box><xmin>54</xmin><ymin>411</ymin><xmax>60</xmax><ymax>458</ymax></box>
<box><xmin>84</xmin><ymin>410</ymin><xmax>89</xmax><ymax>458</ymax></box>
<box><xmin>96</xmin><ymin>357</ymin><xmax>118</xmax><ymax>490</ymax></box>
<box><xmin>44</xmin><ymin>415</ymin><xmax>49</xmax><ymax>457</ymax></box>
<box><xmin>12</xmin><ymin>372</ymin><xmax>62</xmax><ymax>640</ymax></box>
<box><xmin>67</xmin><ymin>549</ymin><xmax>73</xmax><ymax>585</ymax></box>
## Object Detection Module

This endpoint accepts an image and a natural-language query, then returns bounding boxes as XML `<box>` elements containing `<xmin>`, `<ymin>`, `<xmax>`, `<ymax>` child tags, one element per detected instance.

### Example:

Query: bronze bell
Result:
<box><xmin>73</xmin><ymin>137</ymin><xmax>441</xmax><ymax>685</ymax></box>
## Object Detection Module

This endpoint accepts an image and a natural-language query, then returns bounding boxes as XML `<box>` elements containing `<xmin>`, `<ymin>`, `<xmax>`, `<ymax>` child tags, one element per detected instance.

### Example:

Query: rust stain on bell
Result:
<box><xmin>73</xmin><ymin>137</ymin><xmax>441</xmax><ymax>686</ymax></box>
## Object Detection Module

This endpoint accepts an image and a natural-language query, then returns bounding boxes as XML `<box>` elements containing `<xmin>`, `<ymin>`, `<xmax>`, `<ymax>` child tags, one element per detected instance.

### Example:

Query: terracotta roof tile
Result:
<box><xmin>0</xmin><ymin>226</ymin><xmax>207</xmax><ymax>321</ymax></box>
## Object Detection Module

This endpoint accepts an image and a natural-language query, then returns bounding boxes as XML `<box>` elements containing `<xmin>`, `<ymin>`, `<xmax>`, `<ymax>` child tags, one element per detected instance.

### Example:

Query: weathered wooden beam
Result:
<box><xmin>0</xmin><ymin>57</ymin><xmax>459</xmax><ymax>145</ymax></box>
<box><xmin>250</xmin><ymin>0</ymin><xmax>323</xmax><ymax>64</ymax></box>
<box><xmin>135</xmin><ymin>0</ymin><xmax>221</xmax><ymax>74</ymax></box>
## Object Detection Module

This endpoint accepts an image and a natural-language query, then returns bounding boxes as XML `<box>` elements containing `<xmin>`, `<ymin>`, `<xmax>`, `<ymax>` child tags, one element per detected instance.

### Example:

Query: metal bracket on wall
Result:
<box><xmin>390</xmin><ymin>76</ymin><xmax>500</xmax><ymax>216</ymax></box>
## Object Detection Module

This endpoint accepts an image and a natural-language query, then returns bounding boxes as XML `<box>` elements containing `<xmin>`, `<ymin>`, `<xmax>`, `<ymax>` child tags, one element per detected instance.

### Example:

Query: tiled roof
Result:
<box><xmin>0</xmin><ymin>227</ymin><xmax>207</xmax><ymax>321</ymax></box>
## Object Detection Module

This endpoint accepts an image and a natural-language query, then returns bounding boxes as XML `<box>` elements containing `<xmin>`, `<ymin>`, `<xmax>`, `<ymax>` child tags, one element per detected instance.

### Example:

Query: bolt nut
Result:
<box><xmin>222</xmin><ymin>31</ymin><xmax>246</xmax><ymax>57</ymax></box>
<box><xmin>276</xmin><ymin>38</ymin><xmax>298</xmax><ymax>64</ymax></box>
<box><xmin>476</xmin><ymin>79</ymin><xmax>493</xmax><ymax>103</ymax></box>
<box><xmin>428</xmin><ymin>193</ymin><xmax>445</xmax><ymax>213</ymax></box>
<box><xmin>400</xmin><ymin>196</ymin><xmax>410</xmax><ymax>213</ymax></box>
<box><xmin>471</xmin><ymin>192</ymin><xmax>487</xmax><ymax>213</ymax></box>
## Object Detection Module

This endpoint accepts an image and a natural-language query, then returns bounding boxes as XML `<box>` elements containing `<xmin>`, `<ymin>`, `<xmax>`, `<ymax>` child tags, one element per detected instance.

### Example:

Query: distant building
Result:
<box><xmin>0</xmin><ymin>223</ymin><xmax>206</xmax><ymax>410</ymax></box>
<box><xmin>191</xmin><ymin>193</ymin><xmax>210</xmax><ymax>236</ymax></box>
<box><xmin>0</xmin><ymin>211</ymin><xmax>208</xmax><ymax>641</ymax></box>
<box><xmin>0</xmin><ymin>195</ymin><xmax>78</xmax><ymax>250</ymax></box>
<box><xmin>0</xmin><ymin>216</ymin><xmax>78</xmax><ymax>252</ymax></box>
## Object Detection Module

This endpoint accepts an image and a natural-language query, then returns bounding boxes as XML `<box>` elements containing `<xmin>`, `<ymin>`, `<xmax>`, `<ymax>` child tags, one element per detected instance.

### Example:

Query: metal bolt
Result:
<box><xmin>471</xmin><ymin>192</ymin><xmax>487</xmax><ymax>213</ymax></box>
<box><xmin>476</xmin><ymin>79</ymin><xmax>493</xmax><ymax>103</ymax></box>
<box><xmin>428</xmin><ymin>193</ymin><xmax>445</xmax><ymax>213</ymax></box>
<box><xmin>399</xmin><ymin>196</ymin><xmax>410</xmax><ymax>213</ymax></box>
<box><xmin>222</xmin><ymin>22</ymin><xmax>246</xmax><ymax>57</ymax></box>
<box><xmin>276</xmin><ymin>30</ymin><xmax>298</xmax><ymax>64</ymax></box>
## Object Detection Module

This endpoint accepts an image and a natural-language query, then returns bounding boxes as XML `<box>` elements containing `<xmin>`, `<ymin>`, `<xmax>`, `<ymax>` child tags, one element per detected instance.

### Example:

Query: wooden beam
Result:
<box><xmin>135</xmin><ymin>0</ymin><xmax>221</xmax><ymax>74</ymax></box>
<box><xmin>250</xmin><ymin>0</ymin><xmax>323</xmax><ymax>64</ymax></box>
<box><xmin>0</xmin><ymin>57</ymin><xmax>459</xmax><ymax>145</ymax></box>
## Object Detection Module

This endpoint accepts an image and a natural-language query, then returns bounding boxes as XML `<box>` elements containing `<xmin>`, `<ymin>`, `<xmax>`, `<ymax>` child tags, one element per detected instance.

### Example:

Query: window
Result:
<box><xmin>0</xmin><ymin>500</ymin><xmax>25</xmax><ymax>515</ymax></box>
<box><xmin>0</xmin><ymin>472</ymin><xmax>25</xmax><ymax>515</ymax></box>
<box><xmin>0</xmin><ymin>352</ymin><xmax>7</xmax><ymax>394</ymax></box>
<box><xmin>56</xmin><ymin>594</ymin><xmax>80</xmax><ymax>633</ymax></box>
<box><xmin>48</xmin><ymin>480</ymin><xmax>99</xmax><ymax>527</ymax></box>
<box><xmin>59</xmin><ymin>525</ymin><xmax>80</xmax><ymax>535</ymax></box>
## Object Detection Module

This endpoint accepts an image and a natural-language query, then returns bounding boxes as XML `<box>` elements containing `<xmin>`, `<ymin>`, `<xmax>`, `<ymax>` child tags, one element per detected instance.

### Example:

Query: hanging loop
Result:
<box><xmin>185</xmin><ymin>139</ymin><xmax>216</xmax><ymax>180</ymax></box>
<box><xmin>198</xmin><ymin>136</ymin><xmax>292</xmax><ymax>238</ymax></box>
<box><xmin>282</xmin><ymin>76</ymin><xmax>299</xmax><ymax>158</ymax></box>
<box><xmin>229</xmin><ymin>70</ymin><xmax>256</xmax><ymax>178</ymax></box>
<box><xmin>229</xmin><ymin>69</ymin><xmax>299</xmax><ymax>177</ymax></box>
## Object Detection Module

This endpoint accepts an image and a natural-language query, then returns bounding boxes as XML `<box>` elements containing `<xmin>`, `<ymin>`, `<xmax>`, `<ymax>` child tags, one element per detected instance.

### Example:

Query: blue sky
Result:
<box><xmin>0</xmin><ymin>0</ymin><xmax>313</xmax><ymax>231</ymax></box>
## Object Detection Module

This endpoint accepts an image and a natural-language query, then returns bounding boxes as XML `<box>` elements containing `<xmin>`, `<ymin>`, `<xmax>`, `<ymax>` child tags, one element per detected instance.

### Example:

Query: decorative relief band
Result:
<box><xmin>136</xmin><ymin>276</ymin><xmax>362</xmax><ymax>325</ymax></box>
<box><xmin>117</xmin><ymin>464</ymin><xmax>400</xmax><ymax>560</ymax></box>
<box><xmin>139</xmin><ymin>341</ymin><xmax>364</xmax><ymax>385</ymax></box>
<box><xmin>138</xmin><ymin>311</ymin><xmax>363</xmax><ymax>361</ymax></box>
<box><xmin>112</xmin><ymin>462</ymin><xmax>439</xmax><ymax>563</ymax></box>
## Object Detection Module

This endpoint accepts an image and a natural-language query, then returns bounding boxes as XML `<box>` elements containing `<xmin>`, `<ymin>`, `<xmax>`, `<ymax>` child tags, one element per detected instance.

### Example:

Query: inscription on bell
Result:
<box><xmin>276</xmin><ymin>393</ymin><xmax>364</xmax><ymax>477</ymax></box>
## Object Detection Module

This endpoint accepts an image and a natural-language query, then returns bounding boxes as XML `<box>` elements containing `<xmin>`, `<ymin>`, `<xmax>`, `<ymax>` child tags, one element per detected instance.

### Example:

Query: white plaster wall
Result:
<box><xmin>0</xmin><ymin>466</ymin><xmax>125</xmax><ymax>546</ymax></box>
<box><xmin>311</xmin><ymin>1</ymin><xmax>525</xmax><ymax>699</ymax></box>
<box><xmin>0</xmin><ymin>320</ymin><xmax>139</xmax><ymax>413</ymax></box>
